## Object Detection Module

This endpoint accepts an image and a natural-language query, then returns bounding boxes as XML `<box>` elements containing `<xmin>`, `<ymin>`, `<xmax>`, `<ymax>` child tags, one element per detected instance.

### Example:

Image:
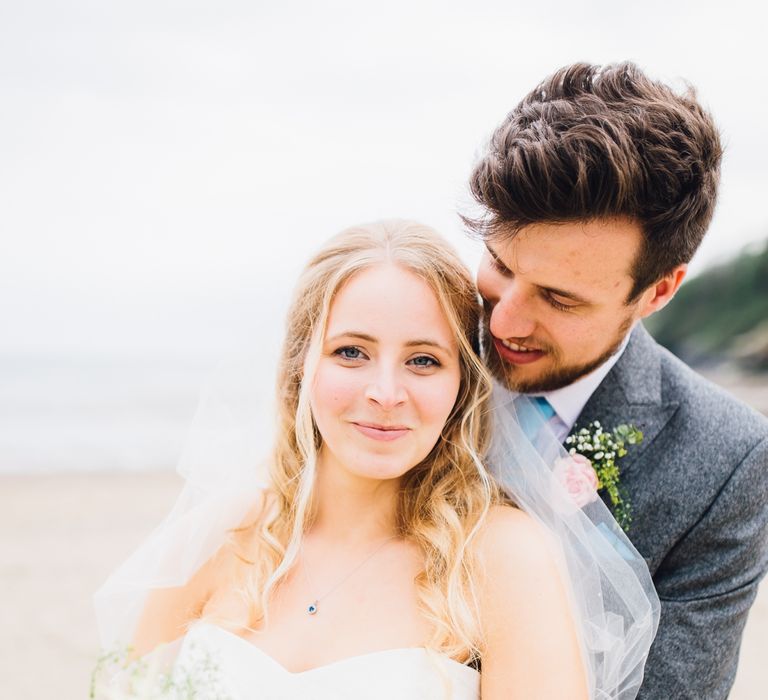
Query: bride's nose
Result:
<box><xmin>364</xmin><ymin>364</ymin><xmax>407</xmax><ymax>409</ymax></box>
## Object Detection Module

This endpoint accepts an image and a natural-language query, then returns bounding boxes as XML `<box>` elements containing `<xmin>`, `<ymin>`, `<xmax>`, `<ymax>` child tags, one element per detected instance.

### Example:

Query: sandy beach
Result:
<box><xmin>1</xmin><ymin>471</ymin><xmax>766</xmax><ymax>699</ymax></box>
<box><xmin>1</xmin><ymin>472</ymin><xmax>182</xmax><ymax>700</ymax></box>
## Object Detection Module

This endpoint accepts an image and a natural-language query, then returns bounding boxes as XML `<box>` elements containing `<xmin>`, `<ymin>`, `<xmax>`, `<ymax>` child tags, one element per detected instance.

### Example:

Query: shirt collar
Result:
<box><xmin>534</xmin><ymin>329</ymin><xmax>633</xmax><ymax>432</ymax></box>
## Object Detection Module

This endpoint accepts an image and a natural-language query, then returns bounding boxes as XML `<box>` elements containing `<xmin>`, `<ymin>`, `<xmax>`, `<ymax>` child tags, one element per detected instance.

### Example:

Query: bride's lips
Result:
<box><xmin>352</xmin><ymin>422</ymin><xmax>411</xmax><ymax>441</ymax></box>
<box><xmin>493</xmin><ymin>337</ymin><xmax>546</xmax><ymax>365</ymax></box>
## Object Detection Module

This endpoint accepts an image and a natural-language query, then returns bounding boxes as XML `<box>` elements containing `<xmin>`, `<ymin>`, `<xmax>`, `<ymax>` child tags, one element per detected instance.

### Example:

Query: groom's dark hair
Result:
<box><xmin>466</xmin><ymin>62</ymin><xmax>723</xmax><ymax>301</ymax></box>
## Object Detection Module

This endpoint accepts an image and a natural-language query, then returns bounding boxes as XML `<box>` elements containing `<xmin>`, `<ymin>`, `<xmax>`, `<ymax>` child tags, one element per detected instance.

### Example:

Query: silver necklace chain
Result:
<box><xmin>301</xmin><ymin>536</ymin><xmax>397</xmax><ymax>616</ymax></box>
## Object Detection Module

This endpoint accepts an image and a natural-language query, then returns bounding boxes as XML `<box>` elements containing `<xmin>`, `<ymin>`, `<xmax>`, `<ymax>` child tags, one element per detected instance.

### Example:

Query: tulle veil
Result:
<box><xmin>95</xmin><ymin>331</ymin><xmax>659</xmax><ymax>699</ymax></box>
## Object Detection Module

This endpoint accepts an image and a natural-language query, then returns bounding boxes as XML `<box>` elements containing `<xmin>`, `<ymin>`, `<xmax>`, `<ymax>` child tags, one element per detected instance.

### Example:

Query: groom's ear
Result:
<box><xmin>637</xmin><ymin>264</ymin><xmax>688</xmax><ymax>318</ymax></box>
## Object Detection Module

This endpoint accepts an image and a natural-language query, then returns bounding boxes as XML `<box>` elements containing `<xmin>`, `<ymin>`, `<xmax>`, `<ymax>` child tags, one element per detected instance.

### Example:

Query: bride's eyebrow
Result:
<box><xmin>326</xmin><ymin>332</ymin><xmax>377</xmax><ymax>343</ymax></box>
<box><xmin>326</xmin><ymin>332</ymin><xmax>450</xmax><ymax>353</ymax></box>
<box><xmin>404</xmin><ymin>339</ymin><xmax>451</xmax><ymax>353</ymax></box>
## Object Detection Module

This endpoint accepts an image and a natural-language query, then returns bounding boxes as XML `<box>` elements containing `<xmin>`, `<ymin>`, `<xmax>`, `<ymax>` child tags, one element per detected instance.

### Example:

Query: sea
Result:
<box><xmin>0</xmin><ymin>352</ymin><xmax>219</xmax><ymax>474</ymax></box>
<box><xmin>3</xmin><ymin>351</ymin><xmax>764</xmax><ymax>475</ymax></box>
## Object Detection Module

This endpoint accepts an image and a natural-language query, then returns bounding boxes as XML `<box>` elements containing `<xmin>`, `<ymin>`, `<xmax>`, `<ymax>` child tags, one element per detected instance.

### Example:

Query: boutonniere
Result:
<box><xmin>564</xmin><ymin>421</ymin><xmax>643</xmax><ymax>532</ymax></box>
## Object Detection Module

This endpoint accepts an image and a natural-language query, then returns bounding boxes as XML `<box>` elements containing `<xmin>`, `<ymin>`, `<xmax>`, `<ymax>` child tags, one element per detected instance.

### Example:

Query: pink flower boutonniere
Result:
<box><xmin>553</xmin><ymin>454</ymin><xmax>600</xmax><ymax>508</ymax></box>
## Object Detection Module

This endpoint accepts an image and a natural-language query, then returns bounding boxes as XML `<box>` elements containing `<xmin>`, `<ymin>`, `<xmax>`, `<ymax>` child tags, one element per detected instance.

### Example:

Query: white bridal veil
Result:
<box><xmin>95</xmin><ymin>342</ymin><xmax>659</xmax><ymax>700</ymax></box>
<box><xmin>487</xmin><ymin>386</ymin><xmax>659</xmax><ymax>698</ymax></box>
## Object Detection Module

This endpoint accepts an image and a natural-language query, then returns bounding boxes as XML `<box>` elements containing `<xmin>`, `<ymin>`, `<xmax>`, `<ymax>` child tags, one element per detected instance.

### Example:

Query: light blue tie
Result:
<box><xmin>533</xmin><ymin>396</ymin><xmax>556</xmax><ymax>421</ymax></box>
<box><xmin>516</xmin><ymin>396</ymin><xmax>556</xmax><ymax>441</ymax></box>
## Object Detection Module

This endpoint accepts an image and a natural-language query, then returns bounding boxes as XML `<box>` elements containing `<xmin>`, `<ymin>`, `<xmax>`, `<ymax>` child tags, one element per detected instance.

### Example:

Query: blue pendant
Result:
<box><xmin>307</xmin><ymin>602</ymin><xmax>318</xmax><ymax>615</ymax></box>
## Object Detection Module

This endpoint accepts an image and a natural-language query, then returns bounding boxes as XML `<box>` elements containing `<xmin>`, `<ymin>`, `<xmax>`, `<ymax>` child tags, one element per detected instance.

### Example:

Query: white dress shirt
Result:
<box><xmin>531</xmin><ymin>331</ymin><xmax>632</xmax><ymax>443</ymax></box>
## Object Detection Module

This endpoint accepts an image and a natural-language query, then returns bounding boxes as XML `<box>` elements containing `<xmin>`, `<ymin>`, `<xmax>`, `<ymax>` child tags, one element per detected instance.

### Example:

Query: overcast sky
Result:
<box><xmin>2</xmin><ymin>0</ymin><xmax>766</xmax><ymax>357</ymax></box>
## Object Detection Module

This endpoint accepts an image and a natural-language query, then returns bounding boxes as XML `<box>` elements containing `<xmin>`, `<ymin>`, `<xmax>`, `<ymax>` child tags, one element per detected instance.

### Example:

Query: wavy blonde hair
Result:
<box><xmin>228</xmin><ymin>220</ymin><xmax>506</xmax><ymax>661</ymax></box>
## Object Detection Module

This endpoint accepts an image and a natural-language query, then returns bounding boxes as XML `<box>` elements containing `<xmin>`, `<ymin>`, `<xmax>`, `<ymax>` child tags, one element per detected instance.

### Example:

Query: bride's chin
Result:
<box><xmin>318</xmin><ymin>445</ymin><xmax>418</xmax><ymax>484</ymax></box>
<box><xmin>344</xmin><ymin>461</ymin><xmax>412</xmax><ymax>483</ymax></box>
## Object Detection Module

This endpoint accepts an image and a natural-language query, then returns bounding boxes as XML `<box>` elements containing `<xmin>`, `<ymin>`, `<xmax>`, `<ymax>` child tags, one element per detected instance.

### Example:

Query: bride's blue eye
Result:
<box><xmin>408</xmin><ymin>355</ymin><xmax>439</xmax><ymax>368</ymax></box>
<box><xmin>334</xmin><ymin>346</ymin><xmax>365</xmax><ymax>360</ymax></box>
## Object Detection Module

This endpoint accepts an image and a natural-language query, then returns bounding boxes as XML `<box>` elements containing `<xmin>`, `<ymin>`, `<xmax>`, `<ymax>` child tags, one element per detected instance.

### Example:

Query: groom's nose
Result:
<box><xmin>489</xmin><ymin>285</ymin><xmax>537</xmax><ymax>340</ymax></box>
<box><xmin>477</xmin><ymin>252</ymin><xmax>537</xmax><ymax>339</ymax></box>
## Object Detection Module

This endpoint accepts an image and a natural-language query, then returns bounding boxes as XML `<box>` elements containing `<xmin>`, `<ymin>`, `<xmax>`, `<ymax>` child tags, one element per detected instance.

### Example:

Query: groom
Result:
<box><xmin>468</xmin><ymin>62</ymin><xmax>768</xmax><ymax>699</ymax></box>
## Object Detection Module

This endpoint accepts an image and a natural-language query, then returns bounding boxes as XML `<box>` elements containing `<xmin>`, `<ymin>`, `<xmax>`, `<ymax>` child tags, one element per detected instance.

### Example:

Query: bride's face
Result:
<box><xmin>309</xmin><ymin>263</ymin><xmax>462</xmax><ymax>483</ymax></box>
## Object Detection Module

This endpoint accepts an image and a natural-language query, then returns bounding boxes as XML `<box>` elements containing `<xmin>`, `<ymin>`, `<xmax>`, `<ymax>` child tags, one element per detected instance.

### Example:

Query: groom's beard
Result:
<box><xmin>481</xmin><ymin>314</ymin><xmax>634</xmax><ymax>394</ymax></box>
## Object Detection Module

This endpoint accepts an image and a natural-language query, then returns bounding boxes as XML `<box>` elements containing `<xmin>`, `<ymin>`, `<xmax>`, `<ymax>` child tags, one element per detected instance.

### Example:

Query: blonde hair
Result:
<box><xmin>228</xmin><ymin>220</ymin><xmax>505</xmax><ymax>661</ymax></box>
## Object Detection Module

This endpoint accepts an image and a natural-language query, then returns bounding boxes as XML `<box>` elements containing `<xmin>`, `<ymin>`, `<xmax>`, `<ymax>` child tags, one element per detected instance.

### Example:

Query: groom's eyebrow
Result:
<box><xmin>485</xmin><ymin>244</ymin><xmax>513</xmax><ymax>275</ymax></box>
<box><xmin>541</xmin><ymin>284</ymin><xmax>591</xmax><ymax>304</ymax></box>
<box><xmin>486</xmin><ymin>243</ymin><xmax>591</xmax><ymax>305</ymax></box>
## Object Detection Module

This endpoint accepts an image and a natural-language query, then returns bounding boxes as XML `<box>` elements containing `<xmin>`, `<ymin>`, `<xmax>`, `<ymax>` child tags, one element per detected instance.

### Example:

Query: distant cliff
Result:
<box><xmin>646</xmin><ymin>239</ymin><xmax>768</xmax><ymax>370</ymax></box>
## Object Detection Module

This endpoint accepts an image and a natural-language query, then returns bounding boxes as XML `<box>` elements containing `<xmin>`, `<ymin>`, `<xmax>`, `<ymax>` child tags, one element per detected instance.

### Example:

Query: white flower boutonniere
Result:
<box><xmin>564</xmin><ymin>421</ymin><xmax>643</xmax><ymax>532</ymax></box>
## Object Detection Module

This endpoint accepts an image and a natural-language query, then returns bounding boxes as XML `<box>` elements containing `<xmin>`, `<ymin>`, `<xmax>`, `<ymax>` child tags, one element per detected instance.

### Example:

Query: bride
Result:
<box><xmin>95</xmin><ymin>220</ymin><xmax>658</xmax><ymax>699</ymax></box>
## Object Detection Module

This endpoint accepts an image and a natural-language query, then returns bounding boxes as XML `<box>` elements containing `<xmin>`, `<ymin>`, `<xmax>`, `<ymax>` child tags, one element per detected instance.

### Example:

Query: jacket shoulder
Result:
<box><xmin>655</xmin><ymin>343</ymin><xmax>768</xmax><ymax>448</ymax></box>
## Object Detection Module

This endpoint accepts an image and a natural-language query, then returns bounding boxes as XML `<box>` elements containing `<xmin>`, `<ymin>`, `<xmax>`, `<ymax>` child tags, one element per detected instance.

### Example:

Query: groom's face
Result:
<box><xmin>477</xmin><ymin>217</ymin><xmax>648</xmax><ymax>393</ymax></box>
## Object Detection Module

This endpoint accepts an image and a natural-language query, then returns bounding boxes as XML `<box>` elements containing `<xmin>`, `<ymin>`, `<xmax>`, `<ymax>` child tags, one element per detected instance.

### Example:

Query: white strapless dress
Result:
<box><xmin>173</xmin><ymin>622</ymin><xmax>480</xmax><ymax>699</ymax></box>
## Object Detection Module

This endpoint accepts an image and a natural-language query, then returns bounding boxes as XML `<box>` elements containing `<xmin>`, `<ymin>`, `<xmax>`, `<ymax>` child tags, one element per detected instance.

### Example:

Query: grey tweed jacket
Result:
<box><xmin>574</xmin><ymin>323</ymin><xmax>768</xmax><ymax>699</ymax></box>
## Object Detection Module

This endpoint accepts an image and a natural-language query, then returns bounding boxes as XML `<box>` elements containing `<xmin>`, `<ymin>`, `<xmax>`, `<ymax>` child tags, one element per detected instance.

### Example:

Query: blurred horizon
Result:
<box><xmin>3</xmin><ymin>239</ymin><xmax>766</xmax><ymax>474</ymax></box>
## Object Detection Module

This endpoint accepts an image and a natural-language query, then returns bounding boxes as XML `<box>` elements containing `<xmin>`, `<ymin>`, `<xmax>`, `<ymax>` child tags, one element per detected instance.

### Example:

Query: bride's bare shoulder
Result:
<box><xmin>476</xmin><ymin>505</ymin><xmax>560</xmax><ymax>571</ymax></box>
<box><xmin>475</xmin><ymin>505</ymin><xmax>572</xmax><ymax>625</ymax></box>
<box><xmin>475</xmin><ymin>505</ymin><xmax>588</xmax><ymax>699</ymax></box>
<box><xmin>131</xmin><ymin>488</ymin><xmax>275</xmax><ymax>656</ymax></box>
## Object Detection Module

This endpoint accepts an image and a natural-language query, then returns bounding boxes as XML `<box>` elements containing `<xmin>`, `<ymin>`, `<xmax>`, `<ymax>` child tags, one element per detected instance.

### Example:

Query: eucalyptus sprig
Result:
<box><xmin>565</xmin><ymin>421</ymin><xmax>643</xmax><ymax>531</ymax></box>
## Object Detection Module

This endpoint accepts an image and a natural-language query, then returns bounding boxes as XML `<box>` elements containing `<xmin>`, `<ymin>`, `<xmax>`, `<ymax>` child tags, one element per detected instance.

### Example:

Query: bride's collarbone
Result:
<box><xmin>278</xmin><ymin>567</ymin><xmax>424</xmax><ymax>624</ymax></box>
<box><xmin>197</xmin><ymin>538</ymin><xmax>433</xmax><ymax>672</ymax></box>
<box><xmin>240</xmin><ymin>560</ymin><xmax>429</xmax><ymax>672</ymax></box>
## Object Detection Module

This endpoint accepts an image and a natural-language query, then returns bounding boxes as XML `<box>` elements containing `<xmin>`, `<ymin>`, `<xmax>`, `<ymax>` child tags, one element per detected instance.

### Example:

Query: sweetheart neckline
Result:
<box><xmin>192</xmin><ymin>622</ymin><xmax>480</xmax><ymax>678</ymax></box>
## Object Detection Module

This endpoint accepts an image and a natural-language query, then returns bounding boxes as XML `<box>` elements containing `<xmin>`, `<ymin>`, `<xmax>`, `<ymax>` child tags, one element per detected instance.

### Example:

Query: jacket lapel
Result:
<box><xmin>572</xmin><ymin>324</ymin><xmax>679</xmax><ymax>477</ymax></box>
